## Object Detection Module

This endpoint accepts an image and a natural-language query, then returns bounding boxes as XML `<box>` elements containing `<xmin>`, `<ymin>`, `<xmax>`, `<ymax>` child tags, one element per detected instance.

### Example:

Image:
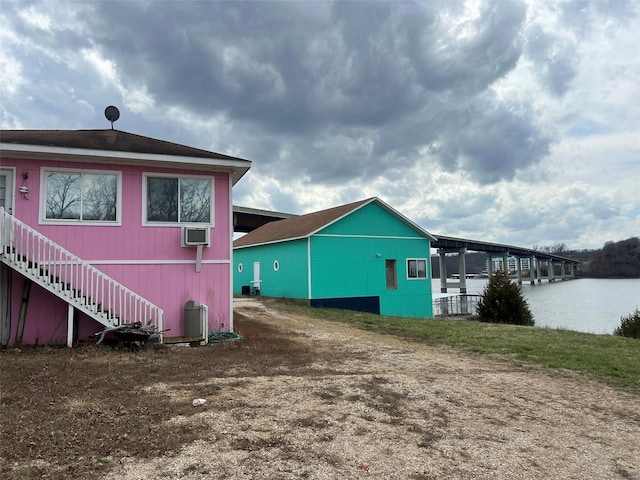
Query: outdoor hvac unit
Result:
<box><xmin>182</xmin><ymin>226</ymin><xmax>210</xmax><ymax>247</ymax></box>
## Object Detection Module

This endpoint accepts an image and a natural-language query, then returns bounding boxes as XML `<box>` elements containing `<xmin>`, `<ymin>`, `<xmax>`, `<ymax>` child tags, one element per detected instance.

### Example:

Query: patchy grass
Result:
<box><xmin>269</xmin><ymin>298</ymin><xmax>640</xmax><ymax>394</ymax></box>
<box><xmin>1</xmin><ymin>302</ymin><xmax>638</xmax><ymax>480</ymax></box>
<box><xmin>0</xmin><ymin>314</ymin><xmax>321</xmax><ymax>480</ymax></box>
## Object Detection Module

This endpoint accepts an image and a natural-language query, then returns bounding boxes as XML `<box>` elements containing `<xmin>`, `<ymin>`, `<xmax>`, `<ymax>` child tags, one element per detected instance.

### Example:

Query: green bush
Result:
<box><xmin>477</xmin><ymin>270</ymin><xmax>534</xmax><ymax>326</ymax></box>
<box><xmin>614</xmin><ymin>308</ymin><xmax>640</xmax><ymax>339</ymax></box>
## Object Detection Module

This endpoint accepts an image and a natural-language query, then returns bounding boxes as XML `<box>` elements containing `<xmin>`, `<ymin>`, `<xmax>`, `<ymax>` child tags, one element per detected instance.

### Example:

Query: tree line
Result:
<box><xmin>570</xmin><ymin>237</ymin><xmax>640</xmax><ymax>278</ymax></box>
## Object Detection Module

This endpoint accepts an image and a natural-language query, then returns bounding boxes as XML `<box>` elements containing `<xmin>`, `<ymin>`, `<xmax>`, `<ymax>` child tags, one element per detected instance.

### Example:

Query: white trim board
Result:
<box><xmin>85</xmin><ymin>259</ymin><xmax>231</xmax><ymax>265</ymax></box>
<box><xmin>313</xmin><ymin>234</ymin><xmax>427</xmax><ymax>240</ymax></box>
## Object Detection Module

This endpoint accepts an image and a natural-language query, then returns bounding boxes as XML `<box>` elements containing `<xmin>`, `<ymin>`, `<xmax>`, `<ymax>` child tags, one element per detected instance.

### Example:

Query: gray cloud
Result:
<box><xmin>426</xmin><ymin>92</ymin><xmax>555</xmax><ymax>183</ymax></box>
<box><xmin>410</xmin><ymin>1</ymin><xmax>526</xmax><ymax>94</ymax></box>
<box><xmin>525</xmin><ymin>24</ymin><xmax>578</xmax><ymax>96</ymax></box>
<box><xmin>430</xmin><ymin>192</ymin><xmax>499</xmax><ymax>221</ymax></box>
<box><xmin>559</xmin><ymin>0</ymin><xmax>639</xmax><ymax>33</ymax></box>
<box><xmin>540</xmin><ymin>0</ymin><xmax>639</xmax><ymax>98</ymax></box>
<box><xmin>2</xmin><ymin>0</ymin><xmax>638</xmax><ymax>249</ymax></box>
<box><xmin>3</xmin><ymin>0</ymin><xmax>541</xmax><ymax>186</ymax></box>
<box><xmin>65</xmin><ymin>0</ymin><xmax>539</xmax><ymax>187</ymax></box>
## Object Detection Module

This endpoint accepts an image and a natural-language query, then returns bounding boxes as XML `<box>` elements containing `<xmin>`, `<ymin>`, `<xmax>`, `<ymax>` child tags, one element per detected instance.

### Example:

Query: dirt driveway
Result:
<box><xmin>2</xmin><ymin>298</ymin><xmax>639</xmax><ymax>479</ymax></box>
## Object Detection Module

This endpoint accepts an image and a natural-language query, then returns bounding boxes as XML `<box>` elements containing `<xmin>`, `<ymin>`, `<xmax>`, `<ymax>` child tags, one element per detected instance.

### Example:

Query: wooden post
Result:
<box><xmin>0</xmin><ymin>264</ymin><xmax>10</xmax><ymax>348</ymax></box>
<box><xmin>15</xmin><ymin>278</ymin><xmax>32</xmax><ymax>347</ymax></box>
<box><xmin>67</xmin><ymin>304</ymin><xmax>75</xmax><ymax>348</ymax></box>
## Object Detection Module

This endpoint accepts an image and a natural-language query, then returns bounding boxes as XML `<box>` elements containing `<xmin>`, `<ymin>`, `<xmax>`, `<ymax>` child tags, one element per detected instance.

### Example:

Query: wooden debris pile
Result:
<box><xmin>95</xmin><ymin>322</ymin><xmax>168</xmax><ymax>349</ymax></box>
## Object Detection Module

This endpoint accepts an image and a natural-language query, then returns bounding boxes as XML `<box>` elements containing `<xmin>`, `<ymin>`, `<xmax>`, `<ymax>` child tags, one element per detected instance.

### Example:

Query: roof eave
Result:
<box><xmin>305</xmin><ymin>198</ymin><xmax>375</xmax><ymax>237</ymax></box>
<box><xmin>233</xmin><ymin>205</ymin><xmax>297</xmax><ymax>219</ymax></box>
<box><xmin>234</xmin><ymin>235</ymin><xmax>308</xmax><ymax>249</ymax></box>
<box><xmin>1</xmin><ymin>143</ymin><xmax>252</xmax><ymax>182</ymax></box>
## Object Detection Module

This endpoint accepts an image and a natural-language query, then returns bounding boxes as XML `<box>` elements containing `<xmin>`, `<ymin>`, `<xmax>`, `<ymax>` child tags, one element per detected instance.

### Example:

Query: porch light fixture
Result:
<box><xmin>20</xmin><ymin>171</ymin><xmax>29</xmax><ymax>199</ymax></box>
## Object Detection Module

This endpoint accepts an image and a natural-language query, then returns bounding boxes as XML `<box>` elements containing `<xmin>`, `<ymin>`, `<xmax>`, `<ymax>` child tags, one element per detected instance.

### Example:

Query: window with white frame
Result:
<box><xmin>42</xmin><ymin>168</ymin><xmax>120</xmax><ymax>223</ymax></box>
<box><xmin>144</xmin><ymin>174</ymin><xmax>213</xmax><ymax>225</ymax></box>
<box><xmin>407</xmin><ymin>258</ymin><xmax>427</xmax><ymax>279</ymax></box>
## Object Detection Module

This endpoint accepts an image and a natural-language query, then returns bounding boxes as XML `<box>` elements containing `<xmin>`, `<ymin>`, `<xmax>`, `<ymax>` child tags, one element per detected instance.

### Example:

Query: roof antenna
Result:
<box><xmin>104</xmin><ymin>105</ymin><xmax>120</xmax><ymax>130</ymax></box>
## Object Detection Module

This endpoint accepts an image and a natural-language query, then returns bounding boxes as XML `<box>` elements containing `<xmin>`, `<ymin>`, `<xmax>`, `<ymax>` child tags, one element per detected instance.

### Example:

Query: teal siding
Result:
<box><xmin>233</xmin><ymin>239</ymin><xmax>308</xmax><ymax>298</ymax></box>
<box><xmin>319</xmin><ymin>202</ymin><xmax>424</xmax><ymax>238</ymax></box>
<box><xmin>310</xmin><ymin>235</ymin><xmax>432</xmax><ymax>318</ymax></box>
<box><xmin>234</xmin><ymin>199</ymin><xmax>434</xmax><ymax>318</ymax></box>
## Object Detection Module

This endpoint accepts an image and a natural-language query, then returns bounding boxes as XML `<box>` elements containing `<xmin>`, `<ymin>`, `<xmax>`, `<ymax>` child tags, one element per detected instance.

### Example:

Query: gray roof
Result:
<box><xmin>0</xmin><ymin>129</ymin><xmax>251</xmax><ymax>183</ymax></box>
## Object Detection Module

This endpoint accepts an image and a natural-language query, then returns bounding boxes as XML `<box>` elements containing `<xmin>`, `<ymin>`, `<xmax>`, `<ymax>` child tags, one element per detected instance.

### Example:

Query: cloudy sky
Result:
<box><xmin>2</xmin><ymin>0</ymin><xmax>638</xmax><ymax>250</ymax></box>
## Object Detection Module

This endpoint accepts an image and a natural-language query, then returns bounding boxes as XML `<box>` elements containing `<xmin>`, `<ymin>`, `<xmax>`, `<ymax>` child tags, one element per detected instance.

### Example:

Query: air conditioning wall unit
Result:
<box><xmin>182</xmin><ymin>226</ymin><xmax>211</xmax><ymax>247</ymax></box>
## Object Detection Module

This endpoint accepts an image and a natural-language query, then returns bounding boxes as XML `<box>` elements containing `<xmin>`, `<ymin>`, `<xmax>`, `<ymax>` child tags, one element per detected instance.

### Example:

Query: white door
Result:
<box><xmin>252</xmin><ymin>261</ymin><xmax>261</xmax><ymax>293</ymax></box>
<box><xmin>0</xmin><ymin>168</ymin><xmax>15</xmax><ymax>214</ymax></box>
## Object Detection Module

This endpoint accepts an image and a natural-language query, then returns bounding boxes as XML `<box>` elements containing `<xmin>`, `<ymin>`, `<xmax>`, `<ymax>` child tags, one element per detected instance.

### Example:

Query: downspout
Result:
<box><xmin>228</xmin><ymin>175</ymin><xmax>234</xmax><ymax>333</ymax></box>
<box><xmin>307</xmin><ymin>237</ymin><xmax>312</xmax><ymax>300</ymax></box>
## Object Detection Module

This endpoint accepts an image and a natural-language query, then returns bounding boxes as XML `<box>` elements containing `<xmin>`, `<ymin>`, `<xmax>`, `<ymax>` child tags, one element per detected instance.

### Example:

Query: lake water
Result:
<box><xmin>432</xmin><ymin>278</ymin><xmax>640</xmax><ymax>335</ymax></box>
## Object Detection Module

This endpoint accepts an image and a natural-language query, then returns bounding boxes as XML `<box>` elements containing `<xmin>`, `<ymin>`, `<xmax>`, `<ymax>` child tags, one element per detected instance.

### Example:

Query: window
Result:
<box><xmin>144</xmin><ymin>174</ymin><xmax>213</xmax><ymax>225</ymax></box>
<box><xmin>42</xmin><ymin>168</ymin><xmax>120</xmax><ymax>223</ymax></box>
<box><xmin>407</xmin><ymin>259</ymin><xmax>427</xmax><ymax>279</ymax></box>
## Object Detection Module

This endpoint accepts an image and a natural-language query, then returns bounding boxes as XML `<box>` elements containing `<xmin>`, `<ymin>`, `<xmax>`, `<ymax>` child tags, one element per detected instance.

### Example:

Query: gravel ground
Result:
<box><xmin>111</xmin><ymin>298</ymin><xmax>640</xmax><ymax>480</ymax></box>
<box><xmin>2</xmin><ymin>297</ymin><xmax>638</xmax><ymax>480</ymax></box>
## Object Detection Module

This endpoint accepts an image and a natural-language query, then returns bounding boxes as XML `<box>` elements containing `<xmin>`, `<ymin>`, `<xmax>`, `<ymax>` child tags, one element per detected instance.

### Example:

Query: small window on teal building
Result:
<box><xmin>407</xmin><ymin>259</ymin><xmax>427</xmax><ymax>279</ymax></box>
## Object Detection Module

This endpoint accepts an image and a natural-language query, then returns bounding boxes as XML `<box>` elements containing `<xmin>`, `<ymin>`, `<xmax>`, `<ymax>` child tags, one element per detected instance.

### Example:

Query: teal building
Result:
<box><xmin>233</xmin><ymin>198</ymin><xmax>436</xmax><ymax>318</ymax></box>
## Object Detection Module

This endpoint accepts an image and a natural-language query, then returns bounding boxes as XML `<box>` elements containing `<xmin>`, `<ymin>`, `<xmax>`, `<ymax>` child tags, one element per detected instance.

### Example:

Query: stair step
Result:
<box><xmin>20</xmin><ymin>266</ymin><xmax>120</xmax><ymax>324</ymax></box>
<box><xmin>1</xmin><ymin>217</ymin><xmax>160</xmax><ymax>333</ymax></box>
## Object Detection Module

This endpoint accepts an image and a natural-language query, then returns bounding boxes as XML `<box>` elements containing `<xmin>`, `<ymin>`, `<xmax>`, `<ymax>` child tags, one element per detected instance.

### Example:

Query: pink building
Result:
<box><xmin>0</xmin><ymin>129</ymin><xmax>251</xmax><ymax>347</ymax></box>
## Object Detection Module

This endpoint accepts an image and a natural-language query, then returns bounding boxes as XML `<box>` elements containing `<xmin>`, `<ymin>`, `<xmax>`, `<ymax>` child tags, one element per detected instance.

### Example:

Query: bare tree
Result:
<box><xmin>533</xmin><ymin>243</ymin><xmax>567</xmax><ymax>254</ymax></box>
<box><xmin>146</xmin><ymin>176</ymin><xmax>210</xmax><ymax>223</ymax></box>
<box><xmin>46</xmin><ymin>173</ymin><xmax>80</xmax><ymax>219</ymax></box>
<box><xmin>180</xmin><ymin>178</ymin><xmax>210</xmax><ymax>223</ymax></box>
<box><xmin>147</xmin><ymin>177</ymin><xmax>178</xmax><ymax>222</ymax></box>
<box><xmin>47</xmin><ymin>172</ymin><xmax>117</xmax><ymax>221</ymax></box>
<box><xmin>82</xmin><ymin>174</ymin><xmax>117</xmax><ymax>221</ymax></box>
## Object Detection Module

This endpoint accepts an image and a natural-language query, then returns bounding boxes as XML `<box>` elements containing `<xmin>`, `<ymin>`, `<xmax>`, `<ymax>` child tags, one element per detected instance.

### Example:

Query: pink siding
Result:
<box><xmin>2</xmin><ymin>157</ymin><xmax>234</xmax><ymax>345</ymax></box>
<box><xmin>7</xmin><ymin>278</ymin><xmax>105</xmax><ymax>345</ymax></box>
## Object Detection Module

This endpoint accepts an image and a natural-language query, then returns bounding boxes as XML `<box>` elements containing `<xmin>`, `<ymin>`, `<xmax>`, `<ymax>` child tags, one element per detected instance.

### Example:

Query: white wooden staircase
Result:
<box><xmin>0</xmin><ymin>207</ymin><xmax>163</xmax><ymax>346</ymax></box>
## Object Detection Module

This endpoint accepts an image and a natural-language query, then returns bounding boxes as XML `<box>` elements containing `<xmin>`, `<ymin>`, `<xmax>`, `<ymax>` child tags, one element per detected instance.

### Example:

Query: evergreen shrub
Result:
<box><xmin>477</xmin><ymin>270</ymin><xmax>534</xmax><ymax>326</ymax></box>
<box><xmin>614</xmin><ymin>308</ymin><xmax>640</xmax><ymax>339</ymax></box>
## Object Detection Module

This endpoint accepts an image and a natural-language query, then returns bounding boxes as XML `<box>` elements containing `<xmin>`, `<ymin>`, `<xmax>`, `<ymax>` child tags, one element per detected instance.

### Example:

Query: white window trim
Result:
<box><xmin>142</xmin><ymin>172</ymin><xmax>215</xmax><ymax>227</ymax></box>
<box><xmin>406</xmin><ymin>258</ymin><xmax>428</xmax><ymax>280</ymax></box>
<box><xmin>39</xmin><ymin>166</ymin><xmax>122</xmax><ymax>226</ymax></box>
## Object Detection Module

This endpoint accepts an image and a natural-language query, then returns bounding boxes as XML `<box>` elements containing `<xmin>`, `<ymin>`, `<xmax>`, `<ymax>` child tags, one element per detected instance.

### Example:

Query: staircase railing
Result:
<box><xmin>433</xmin><ymin>294</ymin><xmax>481</xmax><ymax>317</ymax></box>
<box><xmin>0</xmin><ymin>207</ymin><xmax>163</xmax><ymax>333</ymax></box>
